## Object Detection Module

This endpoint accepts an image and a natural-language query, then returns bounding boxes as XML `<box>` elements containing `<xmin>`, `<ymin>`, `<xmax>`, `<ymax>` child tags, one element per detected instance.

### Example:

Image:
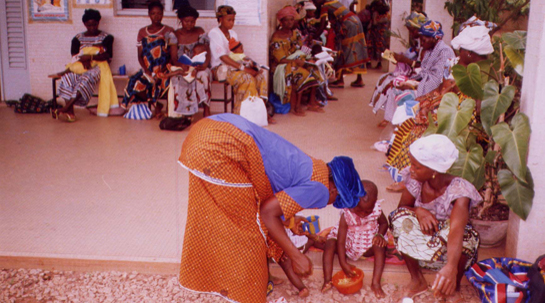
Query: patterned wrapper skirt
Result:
<box><xmin>389</xmin><ymin>208</ymin><xmax>480</xmax><ymax>271</ymax></box>
<box><xmin>178</xmin><ymin>118</ymin><xmax>274</xmax><ymax>303</ymax></box>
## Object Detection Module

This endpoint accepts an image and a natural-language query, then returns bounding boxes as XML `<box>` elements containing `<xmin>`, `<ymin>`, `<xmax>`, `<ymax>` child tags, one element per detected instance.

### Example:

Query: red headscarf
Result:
<box><xmin>276</xmin><ymin>6</ymin><xmax>298</xmax><ymax>22</ymax></box>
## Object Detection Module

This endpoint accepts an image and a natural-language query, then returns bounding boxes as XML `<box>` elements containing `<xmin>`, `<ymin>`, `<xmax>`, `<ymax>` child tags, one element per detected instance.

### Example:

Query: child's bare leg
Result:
<box><xmin>278</xmin><ymin>256</ymin><xmax>309</xmax><ymax>297</ymax></box>
<box><xmin>322</xmin><ymin>238</ymin><xmax>337</xmax><ymax>292</ymax></box>
<box><xmin>363</xmin><ymin>245</ymin><xmax>387</xmax><ymax>298</ymax></box>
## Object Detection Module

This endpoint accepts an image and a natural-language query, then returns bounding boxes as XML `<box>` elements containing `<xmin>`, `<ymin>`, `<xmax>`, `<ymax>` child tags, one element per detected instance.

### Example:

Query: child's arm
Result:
<box><xmin>372</xmin><ymin>211</ymin><xmax>389</xmax><ymax>248</ymax></box>
<box><xmin>336</xmin><ymin>214</ymin><xmax>356</xmax><ymax>277</ymax></box>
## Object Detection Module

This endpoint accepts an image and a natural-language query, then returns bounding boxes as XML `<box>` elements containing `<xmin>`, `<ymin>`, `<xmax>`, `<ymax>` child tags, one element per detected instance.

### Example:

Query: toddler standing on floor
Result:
<box><xmin>322</xmin><ymin>180</ymin><xmax>389</xmax><ymax>298</ymax></box>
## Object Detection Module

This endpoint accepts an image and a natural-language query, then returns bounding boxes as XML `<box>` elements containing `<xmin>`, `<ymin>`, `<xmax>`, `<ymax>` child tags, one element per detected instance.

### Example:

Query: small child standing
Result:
<box><xmin>321</xmin><ymin>180</ymin><xmax>388</xmax><ymax>298</ymax></box>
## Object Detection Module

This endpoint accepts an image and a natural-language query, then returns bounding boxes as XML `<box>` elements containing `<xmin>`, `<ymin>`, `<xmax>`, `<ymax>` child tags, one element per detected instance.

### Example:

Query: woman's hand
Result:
<box><xmin>415</xmin><ymin>207</ymin><xmax>438</xmax><ymax>235</ymax></box>
<box><xmin>244</xmin><ymin>67</ymin><xmax>259</xmax><ymax>77</ymax></box>
<box><xmin>290</xmin><ymin>252</ymin><xmax>313</xmax><ymax>277</ymax></box>
<box><xmin>293</xmin><ymin>59</ymin><xmax>306</xmax><ymax>67</ymax></box>
<box><xmin>432</xmin><ymin>264</ymin><xmax>457</xmax><ymax>297</ymax></box>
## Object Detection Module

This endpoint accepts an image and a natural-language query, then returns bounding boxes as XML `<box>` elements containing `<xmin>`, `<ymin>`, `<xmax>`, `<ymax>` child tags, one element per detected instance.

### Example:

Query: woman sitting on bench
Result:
<box><xmin>122</xmin><ymin>1</ymin><xmax>177</xmax><ymax>120</ymax></box>
<box><xmin>53</xmin><ymin>9</ymin><xmax>120</xmax><ymax>122</ymax></box>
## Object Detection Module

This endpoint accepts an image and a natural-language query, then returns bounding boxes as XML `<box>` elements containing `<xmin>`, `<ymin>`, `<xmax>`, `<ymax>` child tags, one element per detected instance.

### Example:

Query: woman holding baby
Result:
<box><xmin>169</xmin><ymin>5</ymin><xmax>212</xmax><ymax>117</ymax></box>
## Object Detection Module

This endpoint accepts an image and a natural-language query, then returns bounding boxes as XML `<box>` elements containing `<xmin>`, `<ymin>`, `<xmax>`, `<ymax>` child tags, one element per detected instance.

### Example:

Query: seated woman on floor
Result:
<box><xmin>208</xmin><ymin>5</ymin><xmax>268</xmax><ymax>115</ymax></box>
<box><xmin>54</xmin><ymin>9</ymin><xmax>120</xmax><ymax>122</ymax></box>
<box><xmin>386</xmin><ymin>24</ymin><xmax>494</xmax><ymax>192</ymax></box>
<box><xmin>370</xmin><ymin>11</ymin><xmax>428</xmax><ymax>128</ymax></box>
<box><xmin>270</xmin><ymin>6</ymin><xmax>325</xmax><ymax>116</ymax></box>
<box><xmin>122</xmin><ymin>1</ymin><xmax>176</xmax><ymax>120</ymax></box>
<box><xmin>390</xmin><ymin>134</ymin><xmax>482</xmax><ymax>303</ymax></box>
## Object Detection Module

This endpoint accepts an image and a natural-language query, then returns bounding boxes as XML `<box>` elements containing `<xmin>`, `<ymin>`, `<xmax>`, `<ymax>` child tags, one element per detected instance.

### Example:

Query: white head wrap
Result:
<box><xmin>409</xmin><ymin>134</ymin><xmax>459</xmax><ymax>173</ymax></box>
<box><xmin>304</xmin><ymin>1</ymin><xmax>316</xmax><ymax>10</ymax></box>
<box><xmin>451</xmin><ymin>26</ymin><xmax>494</xmax><ymax>55</ymax></box>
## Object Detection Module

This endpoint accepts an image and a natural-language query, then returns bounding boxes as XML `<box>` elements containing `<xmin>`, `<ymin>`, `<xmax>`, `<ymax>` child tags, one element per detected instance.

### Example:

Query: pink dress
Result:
<box><xmin>327</xmin><ymin>199</ymin><xmax>383</xmax><ymax>261</ymax></box>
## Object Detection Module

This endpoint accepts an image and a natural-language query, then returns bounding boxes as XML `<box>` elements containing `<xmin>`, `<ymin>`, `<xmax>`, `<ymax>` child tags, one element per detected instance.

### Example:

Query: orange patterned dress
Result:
<box><xmin>178</xmin><ymin>114</ymin><xmax>330</xmax><ymax>303</ymax></box>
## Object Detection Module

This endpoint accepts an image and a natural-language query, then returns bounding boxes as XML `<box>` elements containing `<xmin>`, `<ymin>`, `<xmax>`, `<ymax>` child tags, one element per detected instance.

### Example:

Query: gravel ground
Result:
<box><xmin>0</xmin><ymin>268</ymin><xmax>481</xmax><ymax>303</ymax></box>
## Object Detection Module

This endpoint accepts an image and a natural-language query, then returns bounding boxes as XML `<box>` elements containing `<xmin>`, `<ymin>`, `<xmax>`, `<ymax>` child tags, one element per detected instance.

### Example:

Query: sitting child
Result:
<box><xmin>228</xmin><ymin>39</ymin><xmax>267</xmax><ymax>72</ymax></box>
<box><xmin>275</xmin><ymin>215</ymin><xmax>326</xmax><ymax>298</ymax></box>
<box><xmin>322</xmin><ymin>180</ymin><xmax>389</xmax><ymax>299</ymax></box>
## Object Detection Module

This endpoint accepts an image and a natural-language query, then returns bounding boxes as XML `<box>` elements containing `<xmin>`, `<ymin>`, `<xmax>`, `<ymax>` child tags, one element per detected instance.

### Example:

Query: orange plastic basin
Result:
<box><xmin>332</xmin><ymin>267</ymin><xmax>364</xmax><ymax>295</ymax></box>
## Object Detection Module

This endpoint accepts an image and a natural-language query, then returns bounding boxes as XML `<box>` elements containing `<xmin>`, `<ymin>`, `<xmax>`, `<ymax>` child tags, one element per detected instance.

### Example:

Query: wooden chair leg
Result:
<box><xmin>223</xmin><ymin>83</ymin><xmax>228</xmax><ymax>113</ymax></box>
<box><xmin>52</xmin><ymin>78</ymin><xmax>58</xmax><ymax>109</ymax></box>
<box><xmin>230</xmin><ymin>85</ymin><xmax>234</xmax><ymax>113</ymax></box>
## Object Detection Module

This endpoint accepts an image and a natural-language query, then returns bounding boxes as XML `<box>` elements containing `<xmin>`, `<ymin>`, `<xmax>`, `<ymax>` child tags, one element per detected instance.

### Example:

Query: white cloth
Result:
<box><xmin>208</xmin><ymin>27</ymin><xmax>238</xmax><ymax>69</ymax></box>
<box><xmin>303</xmin><ymin>1</ymin><xmax>316</xmax><ymax>10</ymax></box>
<box><xmin>409</xmin><ymin>134</ymin><xmax>458</xmax><ymax>173</ymax></box>
<box><xmin>451</xmin><ymin>26</ymin><xmax>493</xmax><ymax>55</ymax></box>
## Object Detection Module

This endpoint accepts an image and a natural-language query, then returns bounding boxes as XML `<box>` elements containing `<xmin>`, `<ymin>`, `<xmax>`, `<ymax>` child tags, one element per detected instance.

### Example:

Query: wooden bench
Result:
<box><xmin>48</xmin><ymin>73</ymin><xmax>234</xmax><ymax>113</ymax></box>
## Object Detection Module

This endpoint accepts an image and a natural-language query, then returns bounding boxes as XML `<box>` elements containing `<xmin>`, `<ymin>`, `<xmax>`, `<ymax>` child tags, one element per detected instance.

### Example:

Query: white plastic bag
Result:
<box><xmin>240</xmin><ymin>96</ymin><xmax>268</xmax><ymax>127</ymax></box>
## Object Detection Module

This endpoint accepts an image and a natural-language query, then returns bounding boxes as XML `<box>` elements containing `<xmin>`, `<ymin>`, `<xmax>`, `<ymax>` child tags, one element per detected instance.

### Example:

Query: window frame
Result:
<box><xmin>114</xmin><ymin>0</ymin><xmax>216</xmax><ymax>18</ymax></box>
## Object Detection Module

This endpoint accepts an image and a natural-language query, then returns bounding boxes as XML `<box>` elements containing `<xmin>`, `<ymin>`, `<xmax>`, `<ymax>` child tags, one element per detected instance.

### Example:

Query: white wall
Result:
<box><xmin>424</xmin><ymin>0</ymin><xmax>453</xmax><ymax>44</ymax></box>
<box><xmin>25</xmin><ymin>0</ymin><xmax>270</xmax><ymax>101</ymax></box>
<box><xmin>507</xmin><ymin>0</ymin><xmax>545</xmax><ymax>262</ymax></box>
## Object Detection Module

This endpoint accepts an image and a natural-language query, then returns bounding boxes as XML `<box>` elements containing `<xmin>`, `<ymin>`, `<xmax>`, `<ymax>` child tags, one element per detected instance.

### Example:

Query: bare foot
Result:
<box><xmin>436</xmin><ymin>291</ymin><xmax>463</xmax><ymax>303</ymax></box>
<box><xmin>298</xmin><ymin>288</ymin><xmax>309</xmax><ymax>298</ymax></box>
<box><xmin>291</xmin><ymin>109</ymin><xmax>306</xmax><ymax>117</ymax></box>
<box><xmin>371</xmin><ymin>283</ymin><xmax>386</xmax><ymax>299</ymax></box>
<box><xmin>268</xmin><ymin>117</ymin><xmax>277</xmax><ymax>124</ymax></box>
<box><xmin>396</xmin><ymin>279</ymin><xmax>428</xmax><ymax>300</ymax></box>
<box><xmin>321</xmin><ymin>281</ymin><xmax>333</xmax><ymax>293</ymax></box>
<box><xmin>377</xmin><ymin>120</ymin><xmax>389</xmax><ymax>127</ymax></box>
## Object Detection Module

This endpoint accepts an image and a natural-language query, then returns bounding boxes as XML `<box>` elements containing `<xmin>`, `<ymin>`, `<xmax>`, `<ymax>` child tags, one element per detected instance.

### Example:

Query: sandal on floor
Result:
<box><xmin>350</xmin><ymin>81</ymin><xmax>365</xmax><ymax>88</ymax></box>
<box><xmin>329</xmin><ymin>82</ymin><xmax>345</xmax><ymax>88</ymax></box>
<box><xmin>377</xmin><ymin>120</ymin><xmax>389</xmax><ymax>127</ymax></box>
<box><xmin>393</xmin><ymin>286</ymin><xmax>429</xmax><ymax>302</ymax></box>
<box><xmin>51</xmin><ymin>109</ymin><xmax>59</xmax><ymax>120</ymax></box>
<box><xmin>307</xmin><ymin>105</ymin><xmax>325</xmax><ymax>113</ymax></box>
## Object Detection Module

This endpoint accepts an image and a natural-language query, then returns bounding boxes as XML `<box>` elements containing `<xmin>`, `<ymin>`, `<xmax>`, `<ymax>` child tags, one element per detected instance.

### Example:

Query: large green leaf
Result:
<box><xmin>491</xmin><ymin>113</ymin><xmax>531</xmax><ymax>182</ymax></box>
<box><xmin>504</xmin><ymin>45</ymin><xmax>524</xmax><ymax>76</ymax></box>
<box><xmin>423</xmin><ymin>112</ymin><xmax>437</xmax><ymax>136</ymax></box>
<box><xmin>502</xmin><ymin>31</ymin><xmax>526</xmax><ymax>50</ymax></box>
<box><xmin>448</xmin><ymin>135</ymin><xmax>485</xmax><ymax>186</ymax></box>
<box><xmin>436</xmin><ymin>93</ymin><xmax>475</xmax><ymax>140</ymax></box>
<box><xmin>498</xmin><ymin>169</ymin><xmax>534</xmax><ymax>221</ymax></box>
<box><xmin>481</xmin><ymin>81</ymin><xmax>515</xmax><ymax>136</ymax></box>
<box><xmin>484</xmin><ymin>151</ymin><xmax>497</xmax><ymax>165</ymax></box>
<box><xmin>476</xmin><ymin>59</ymin><xmax>492</xmax><ymax>84</ymax></box>
<box><xmin>452</xmin><ymin>63</ymin><xmax>483</xmax><ymax>100</ymax></box>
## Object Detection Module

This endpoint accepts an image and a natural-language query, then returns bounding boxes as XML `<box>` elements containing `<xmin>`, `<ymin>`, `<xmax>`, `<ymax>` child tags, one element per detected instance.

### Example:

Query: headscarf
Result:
<box><xmin>304</xmin><ymin>1</ymin><xmax>317</xmax><ymax>11</ymax></box>
<box><xmin>405</xmin><ymin>11</ymin><xmax>428</xmax><ymax>29</ymax></box>
<box><xmin>458</xmin><ymin>16</ymin><xmax>497</xmax><ymax>35</ymax></box>
<box><xmin>419</xmin><ymin>20</ymin><xmax>444</xmax><ymax>39</ymax></box>
<box><xmin>327</xmin><ymin>156</ymin><xmax>366</xmax><ymax>209</ymax></box>
<box><xmin>277</xmin><ymin>6</ymin><xmax>299</xmax><ymax>22</ymax></box>
<box><xmin>216</xmin><ymin>5</ymin><xmax>236</xmax><ymax>19</ymax></box>
<box><xmin>229</xmin><ymin>38</ymin><xmax>242</xmax><ymax>52</ymax></box>
<box><xmin>451</xmin><ymin>25</ymin><xmax>494</xmax><ymax>55</ymax></box>
<box><xmin>409</xmin><ymin>134</ymin><xmax>459</xmax><ymax>173</ymax></box>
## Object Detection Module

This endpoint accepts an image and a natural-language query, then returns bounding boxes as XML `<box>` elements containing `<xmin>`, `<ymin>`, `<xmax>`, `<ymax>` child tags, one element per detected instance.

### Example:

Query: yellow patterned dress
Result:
<box><xmin>270</xmin><ymin>29</ymin><xmax>321</xmax><ymax>104</ymax></box>
<box><xmin>178</xmin><ymin>114</ymin><xmax>331</xmax><ymax>303</ymax></box>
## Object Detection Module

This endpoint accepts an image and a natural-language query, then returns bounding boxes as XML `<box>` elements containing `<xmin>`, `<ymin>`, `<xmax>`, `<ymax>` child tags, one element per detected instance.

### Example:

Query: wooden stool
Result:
<box><xmin>210</xmin><ymin>80</ymin><xmax>234</xmax><ymax>113</ymax></box>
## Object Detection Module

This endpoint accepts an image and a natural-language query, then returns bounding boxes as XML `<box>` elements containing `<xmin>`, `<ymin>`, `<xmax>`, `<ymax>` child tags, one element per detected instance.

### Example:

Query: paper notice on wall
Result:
<box><xmin>224</xmin><ymin>0</ymin><xmax>262</xmax><ymax>26</ymax></box>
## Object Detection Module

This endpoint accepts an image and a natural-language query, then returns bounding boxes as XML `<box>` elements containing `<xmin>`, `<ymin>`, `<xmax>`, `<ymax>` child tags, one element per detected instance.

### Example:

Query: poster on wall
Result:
<box><xmin>29</xmin><ymin>0</ymin><xmax>71</xmax><ymax>22</ymax></box>
<box><xmin>73</xmin><ymin>0</ymin><xmax>112</xmax><ymax>8</ymax></box>
<box><xmin>224</xmin><ymin>0</ymin><xmax>262</xmax><ymax>26</ymax></box>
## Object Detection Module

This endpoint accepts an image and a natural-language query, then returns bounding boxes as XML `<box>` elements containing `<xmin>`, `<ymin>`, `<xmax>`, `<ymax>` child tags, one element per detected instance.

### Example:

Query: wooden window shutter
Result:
<box><xmin>5</xmin><ymin>0</ymin><xmax>26</xmax><ymax>69</ymax></box>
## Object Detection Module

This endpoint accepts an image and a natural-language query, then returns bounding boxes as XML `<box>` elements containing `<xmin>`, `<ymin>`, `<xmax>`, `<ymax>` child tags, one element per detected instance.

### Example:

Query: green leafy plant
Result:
<box><xmin>425</xmin><ymin>31</ymin><xmax>533</xmax><ymax>220</ymax></box>
<box><xmin>444</xmin><ymin>0</ymin><xmax>530</xmax><ymax>35</ymax></box>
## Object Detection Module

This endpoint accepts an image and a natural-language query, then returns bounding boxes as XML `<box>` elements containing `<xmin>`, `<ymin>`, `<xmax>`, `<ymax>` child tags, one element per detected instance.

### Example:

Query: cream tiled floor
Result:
<box><xmin>0</xmin><ymin>70</ymin><xmax>504</xmax><ymax>282</ymax></box>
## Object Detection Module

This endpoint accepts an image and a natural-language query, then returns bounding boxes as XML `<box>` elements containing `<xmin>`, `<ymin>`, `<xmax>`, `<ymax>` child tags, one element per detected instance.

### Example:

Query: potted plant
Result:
<box><xmin>424</xmin><ymin>31</ymin><xmax>533</xmax><ymax>247</ymax></box>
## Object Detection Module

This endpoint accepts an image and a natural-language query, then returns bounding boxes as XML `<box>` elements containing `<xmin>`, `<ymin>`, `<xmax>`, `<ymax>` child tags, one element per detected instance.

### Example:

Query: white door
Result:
<box><xmin>0</xmin><ymin>0</ymin><xmax>30</xmax><ymax>101</ymax></box>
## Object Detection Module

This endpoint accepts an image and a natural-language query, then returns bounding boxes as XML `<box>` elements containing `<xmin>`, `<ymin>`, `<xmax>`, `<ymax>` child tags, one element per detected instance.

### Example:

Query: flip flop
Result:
<box><xmin>350</xmin><ymin>81</ymin><xmax>365</xmax><ymax>88</ymax></box>
<box><xmin>329</xmin><ymin>82</ymin><xmax>345</xmax><ymax>88</ymax></box>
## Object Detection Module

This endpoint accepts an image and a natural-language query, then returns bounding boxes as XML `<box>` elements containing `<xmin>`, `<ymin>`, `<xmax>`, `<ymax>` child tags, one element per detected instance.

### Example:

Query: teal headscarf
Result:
<box><xmin>327</xmin><ymin>156</ymin><xmax>366</xmax><ymax>209</ymax></box>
